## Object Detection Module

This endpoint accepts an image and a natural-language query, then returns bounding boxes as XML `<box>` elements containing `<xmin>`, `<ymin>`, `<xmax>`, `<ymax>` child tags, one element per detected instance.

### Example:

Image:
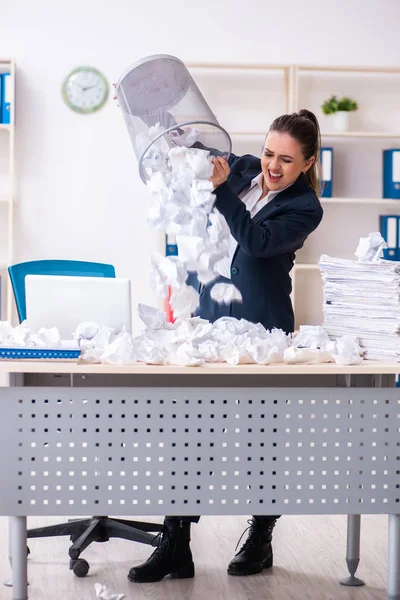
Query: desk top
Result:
<box><xmin>0</xmin><ymin>360</ymin><xmax>399</xmax><ymax>375</ymax></box>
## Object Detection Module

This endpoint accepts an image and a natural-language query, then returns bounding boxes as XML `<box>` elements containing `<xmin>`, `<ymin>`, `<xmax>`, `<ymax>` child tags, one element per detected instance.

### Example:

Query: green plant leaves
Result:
<box><xmin>321</xmin><ymin>95</ymin><xmax>358</xmax><ymax>114</ymax></box>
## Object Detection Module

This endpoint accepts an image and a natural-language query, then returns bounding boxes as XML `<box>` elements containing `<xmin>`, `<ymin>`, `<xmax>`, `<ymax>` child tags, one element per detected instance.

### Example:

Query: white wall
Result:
<box><xmin>1</xmin><ymin>0</ymin><xmax>399</xmax><ymax>329</ymax></box>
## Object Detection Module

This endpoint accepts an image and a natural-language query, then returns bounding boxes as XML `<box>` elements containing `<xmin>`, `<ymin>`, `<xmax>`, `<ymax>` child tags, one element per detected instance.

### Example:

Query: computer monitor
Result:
<box><xmin>25</xmin><ymin>275</ymin><xmax>132</xmax><ymax>339</ymax></box>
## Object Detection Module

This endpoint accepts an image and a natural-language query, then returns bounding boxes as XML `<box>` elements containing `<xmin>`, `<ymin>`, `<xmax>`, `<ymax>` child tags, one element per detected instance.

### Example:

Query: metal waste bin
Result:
<box><xmin>116</xmin><ymin>54</ymin><xmax>232</xmax><ymax>182</ymax></box>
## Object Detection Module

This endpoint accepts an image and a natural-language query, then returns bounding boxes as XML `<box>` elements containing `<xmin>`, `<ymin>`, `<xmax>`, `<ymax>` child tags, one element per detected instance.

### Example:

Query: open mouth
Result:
<box><xmin>268</xmin><ymin>169</ymin><xmax>283</xmax><ymax>183</ymax></box>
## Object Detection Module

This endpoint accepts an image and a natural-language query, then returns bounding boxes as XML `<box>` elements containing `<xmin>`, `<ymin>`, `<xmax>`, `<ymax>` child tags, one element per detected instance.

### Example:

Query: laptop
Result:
<box><xmin>25</xmin><ymin>275</ymin><xmax>132</xmax><ymax>339</ymax></box>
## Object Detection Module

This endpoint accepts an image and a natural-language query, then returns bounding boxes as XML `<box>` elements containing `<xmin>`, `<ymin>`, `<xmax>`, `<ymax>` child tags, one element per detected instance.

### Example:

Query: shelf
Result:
<box><xmin>188</xmin><ymin>62</ymin><xmax>288</xmax><ymax>71</ymax></box>
<box><xmin>321</xmin><ymin>131</ymin><xmax>400</xmax><ymax>138</ymax></box>
<box><xmin>297</xmin><ymin>65</ymin><xmax>400</xmax><ymax>75</ymax></box>
<box><xmin>293</xmin><ymin>263</ymin><xmax>320</xmax><ymax>271</ymax></box>
<box><xmin>0</xmin><ymin>124</ymin><xmax>11</xmax><ymax>133</ymax></box>
<box><xmin>321</xmin><ymin>197</ymin><xmax>400</xmax><ymax>206</ymax></box>
<box><xmin>230</xmin><ymin>132</ymin><xmax>265</xmax><ymax>137</ymax></box>
<box><xmin>230</xmin><ymin>130</ymin><xmax>400</xmax><ymax>139</ymax></box>
<box><xmin>0</xmin><ymin>260</ymin><xmax>8</xmax><ymax>270</ymax></box>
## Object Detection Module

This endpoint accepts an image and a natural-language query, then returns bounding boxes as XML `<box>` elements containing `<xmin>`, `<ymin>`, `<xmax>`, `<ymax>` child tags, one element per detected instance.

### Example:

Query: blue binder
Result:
<box><xmin>0</xmin><ymin>76</ymin><xmax>2</xmax><ymax>124</ymax></box>
<box><xmin>0</xmin><ymin>73</ymin><xmax>11</xmax><ymax>124</ymax></box>
<box><xmin>383</xmin><ymin>149</ymin><xmax>400</xmax><ymax>199</ymax></box>
<box><xmin>165</xmin><ymin>234</ymin><xmax>178</xmax><ymax>257</ymax></box>
<box><xmin>380</xmin><ymin>215</ymin><xmax>399</xmax><ymax>260</ymax></box>
<box><xmin>320</xmin><ymin>147</ymin><xmax>333</xmax><ymax>197</ymax></box>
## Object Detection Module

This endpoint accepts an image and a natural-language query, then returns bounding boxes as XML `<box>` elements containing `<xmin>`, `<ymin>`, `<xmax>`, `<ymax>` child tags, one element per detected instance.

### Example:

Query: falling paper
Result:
<box><xmin>210</xmin><ymin>283</ymin><xmax>243</xmax><ymax>305</ymax></box>
<box><xmin>144</xmin><ymin>126</ymin><xmax>234</xmax><ymax>316</ymax></box>
<box><xmin>170</xmin><ymin>284</ymin><xmax>200</xmax><ymax>319</ymax></box>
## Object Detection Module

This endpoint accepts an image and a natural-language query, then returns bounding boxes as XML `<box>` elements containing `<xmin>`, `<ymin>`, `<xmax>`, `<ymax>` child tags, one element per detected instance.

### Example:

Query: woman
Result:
<box><xmin>128</xmin><ymin>109</ymin><xmax>324</xmax><ymax>583</ymax></box>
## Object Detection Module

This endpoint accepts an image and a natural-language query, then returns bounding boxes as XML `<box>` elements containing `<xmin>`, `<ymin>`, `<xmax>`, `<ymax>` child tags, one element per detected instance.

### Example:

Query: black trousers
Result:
<box><xmin>168</xmin><ymin>515</ymin><xmax>281</xmax><ymax>523</ymax></box>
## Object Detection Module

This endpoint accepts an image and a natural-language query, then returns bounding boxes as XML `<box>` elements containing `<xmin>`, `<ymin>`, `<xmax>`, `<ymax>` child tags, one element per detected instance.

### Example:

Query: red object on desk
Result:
<box><xmin>165</xmin><ymin>286</ymin><xmax>175</xmax><ymax>323</ymax></box>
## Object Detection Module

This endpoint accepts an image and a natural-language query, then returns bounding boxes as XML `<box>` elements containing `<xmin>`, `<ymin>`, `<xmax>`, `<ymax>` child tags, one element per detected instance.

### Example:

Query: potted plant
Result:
<box><xmin>321</xmin><ymin>95</ymin><xmax>358</xmax><ymax>132</ymax></box>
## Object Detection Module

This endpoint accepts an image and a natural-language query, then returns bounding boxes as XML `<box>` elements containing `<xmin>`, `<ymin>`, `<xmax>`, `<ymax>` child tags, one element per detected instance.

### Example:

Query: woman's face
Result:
<box><xmin>261</xmin><ymin>130</ymin><xmax>315</xmax><ymax>192</ymax></box>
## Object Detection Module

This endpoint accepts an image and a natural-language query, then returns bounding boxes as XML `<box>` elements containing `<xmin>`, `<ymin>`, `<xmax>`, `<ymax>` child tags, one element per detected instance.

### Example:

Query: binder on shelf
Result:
<box><xmin>0</xmin><ymin>73</ymin><xmax>11</xmax><ymax>124</ymax></box>
<box><xmin>320</xmin><ymin>147</ymin><xmax>333</xmax><ymax>198</ymax></box>
<box><xmin>165</xmin><ymin>234</ymin><xmax>178</xmax><ymax>257</ymax></box>
<box><xmin>383</xmin><ymin>149</ymin><xmax>400</xmax><ymax>199</ymax></box>
<box><xmin>380</xmin><ymin>215</ymin><xmax>399</xmax><ymax>260</ymax></box>
<box><xmin>0</xmin><ymin>76</ymin><xmax>2</xmax><ymax>124</ymax></box>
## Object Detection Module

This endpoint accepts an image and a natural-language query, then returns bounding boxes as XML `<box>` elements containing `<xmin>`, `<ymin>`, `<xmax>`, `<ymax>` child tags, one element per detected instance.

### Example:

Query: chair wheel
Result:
<box><xmin>71</xmin><ymin>558</ymin><xmax>90</xmax><ymax>577</ymax></box>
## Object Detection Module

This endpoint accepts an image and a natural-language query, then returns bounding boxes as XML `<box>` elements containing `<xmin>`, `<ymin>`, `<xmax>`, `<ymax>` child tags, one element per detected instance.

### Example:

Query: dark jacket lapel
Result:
<box><xmin>229</xmin><ymin>172</ymin><xmax>312</xmax><ymax>264</ymax></box>
<box><xmin>253</xmin><ymin>173</ymin><xmax>311</xmax><ymax>224</ymax></box>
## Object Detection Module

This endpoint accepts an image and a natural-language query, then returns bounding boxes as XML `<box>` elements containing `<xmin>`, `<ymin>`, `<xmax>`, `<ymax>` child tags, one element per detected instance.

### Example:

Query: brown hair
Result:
<box><xmin>268</xmin><ymin>109</ymin><xmax>321</xmax><ymax>195</ymax></box>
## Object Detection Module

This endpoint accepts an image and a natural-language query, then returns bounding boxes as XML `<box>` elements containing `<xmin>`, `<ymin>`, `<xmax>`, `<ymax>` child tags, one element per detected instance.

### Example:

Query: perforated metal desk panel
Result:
<box><xmin>0</xmin><ymin>361</ymin><xmax>399</xmax><ymax>600</ymax></box>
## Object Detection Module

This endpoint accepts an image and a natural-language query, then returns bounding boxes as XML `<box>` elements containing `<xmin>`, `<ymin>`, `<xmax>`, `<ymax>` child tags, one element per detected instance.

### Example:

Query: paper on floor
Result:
<box><xmin>94</xmin><ymin>583</ymin><xmax>124</xmax><ymax>600</ymax></box>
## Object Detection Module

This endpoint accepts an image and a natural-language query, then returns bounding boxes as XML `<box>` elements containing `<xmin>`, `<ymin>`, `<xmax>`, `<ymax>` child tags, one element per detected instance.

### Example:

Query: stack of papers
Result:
<box><xmin>319</xmin><ymin>254</ymin><xmax>400</xmax><ymax>360</ymax></box>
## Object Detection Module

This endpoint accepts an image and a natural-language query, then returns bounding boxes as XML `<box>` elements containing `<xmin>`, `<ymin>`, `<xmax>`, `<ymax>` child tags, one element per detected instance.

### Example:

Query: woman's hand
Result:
<box><xmin>210</xmin><ymin>157</ymin><xmax>230</xmax><ymax>189</ymax></box>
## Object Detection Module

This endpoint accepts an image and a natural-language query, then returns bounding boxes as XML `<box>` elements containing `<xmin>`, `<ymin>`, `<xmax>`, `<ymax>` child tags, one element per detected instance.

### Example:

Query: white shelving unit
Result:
<box><xmin>0</xmin><ymin>58</ymin><xmax>15</xmax><ymax>322</ymax></box>
<box><xmin>188</xmin><ymin>62</ymin><xmax>400</xmax><ymax>329</ymax></box>
<box><xmin>293</xmin><ymin>64</ymin><xmax>400</xmax><ymax>327</ymax></box>
<box><xmin>188</xmin><ymin>63</ymin><xmax>291</xmax><ymax>159</ymax></box>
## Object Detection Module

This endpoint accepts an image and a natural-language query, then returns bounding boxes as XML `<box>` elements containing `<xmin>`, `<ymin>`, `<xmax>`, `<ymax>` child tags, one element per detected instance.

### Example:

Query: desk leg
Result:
<box><xmin>388</xmin><ymin>514</ymin><xmax>400</xmax><ymax>600</ymax></box>
<box><xmin>9</xmin><ymin>517</ymin><xmax>28</xmax><ymax>600</ymax></box>
<box><xmin>3</xmin><ymin>517</ymin><xmax>14</xmax><ymax>587</ymax></box>
<box><xmin>340</xmin><ymin>374</ymin><xmax>365</xmax><ymax>587</ymax></box>
<box><xmin>340</xmin><ymin>514</ymin><xmax>365</xmax><ymax>586</ymax></box>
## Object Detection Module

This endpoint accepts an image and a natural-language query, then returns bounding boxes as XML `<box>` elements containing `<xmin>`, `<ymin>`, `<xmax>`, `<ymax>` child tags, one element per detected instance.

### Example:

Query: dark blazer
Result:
<box><xmin>188</xmin><ymin>153</ymin><xmax>323</xmax><ymax>334</ymax></box>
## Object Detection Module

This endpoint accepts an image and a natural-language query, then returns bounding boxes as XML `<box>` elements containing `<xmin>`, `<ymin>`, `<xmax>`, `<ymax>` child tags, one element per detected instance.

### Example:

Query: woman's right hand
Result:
<box><xmin>210</xmin><ymin>157</ymin><xmax>230</xmax><ymax>189</ymax></box>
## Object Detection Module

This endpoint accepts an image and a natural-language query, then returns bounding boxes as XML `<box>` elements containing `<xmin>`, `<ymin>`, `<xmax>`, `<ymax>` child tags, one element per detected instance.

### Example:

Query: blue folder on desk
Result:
<box><xmin>380</xmin><ymin>215</ymin><xmax>399</xmax><ymax>260</ymax></box>
<box><xmin>320</xmin><ymin>147</ymin><xmax>333</xmax><ymax>198</ymax></box>
<box><xmin>383</xmin><ymin>149</ymin><xmax>400</xmax><ymax>199</ymax></box>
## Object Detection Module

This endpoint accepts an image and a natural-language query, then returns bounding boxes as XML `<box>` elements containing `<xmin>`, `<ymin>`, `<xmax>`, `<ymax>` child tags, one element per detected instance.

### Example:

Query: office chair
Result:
<box><xmin>8</xmin><ymin>259</ymin><xmax>162</xmax><ymax>577</ymax></box>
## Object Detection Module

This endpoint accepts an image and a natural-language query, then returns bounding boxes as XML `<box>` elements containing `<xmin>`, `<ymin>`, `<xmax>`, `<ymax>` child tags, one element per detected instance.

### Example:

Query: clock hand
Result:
<box><xmin>81</xmin><ymin>83</ymin><xmax>98</xmax><ymax>92</ymax></box>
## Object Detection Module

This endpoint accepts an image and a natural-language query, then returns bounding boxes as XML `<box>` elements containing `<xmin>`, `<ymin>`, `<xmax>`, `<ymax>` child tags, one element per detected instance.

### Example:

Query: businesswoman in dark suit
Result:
<box><xmin>128</xmin><ymin>109</ymin><xmax>324</xmax><ymax>583</ymax></box>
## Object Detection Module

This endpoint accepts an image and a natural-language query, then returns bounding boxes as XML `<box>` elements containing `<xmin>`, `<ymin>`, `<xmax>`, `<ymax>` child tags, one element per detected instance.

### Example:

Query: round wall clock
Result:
<box><xmin>61</xmin><ymin>66</ymin><xmax>109</xmax><ymax>114</ymax></box>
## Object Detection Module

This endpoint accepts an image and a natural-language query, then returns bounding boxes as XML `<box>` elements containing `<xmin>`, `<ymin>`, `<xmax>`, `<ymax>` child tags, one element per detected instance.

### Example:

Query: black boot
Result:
<box><xmin>128</xmin><ymin>517</ymin><xmax>195</xmax><ymax>583</ymax></box>
<box><xmin>227</xmin><ymin>518</ymin><xmax>276</xmax><ymax>576</ymax></box>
